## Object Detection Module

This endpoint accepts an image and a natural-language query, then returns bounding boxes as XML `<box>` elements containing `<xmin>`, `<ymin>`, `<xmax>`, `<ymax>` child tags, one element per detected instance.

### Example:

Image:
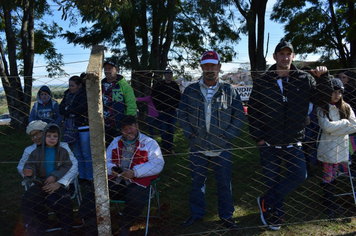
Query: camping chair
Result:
<box><xmin>22</xmin><ymin>175</ymin><xmax>84</xmax><ymax>232</ymax></box>
<box><xmin>110</xmin><ymin>177</ymin><xmax>161</xmax><ymax>236</ymax></box>
<box><xmin>335</xmin><ymin>162</ymin><xmax>356</xmax><ymax>205</ymax></box>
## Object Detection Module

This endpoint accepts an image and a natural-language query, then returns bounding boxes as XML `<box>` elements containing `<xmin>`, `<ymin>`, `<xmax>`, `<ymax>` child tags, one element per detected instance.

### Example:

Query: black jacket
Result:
<box><xmin>152</xmin><ymin>81</ymin><xmax>181</xmax><ymax>112</ymax></box>
<box><xmin>59</xmin><ymin>88</ymin><xmax>89</xmax><ymax>127</ymax></box>
<box><xmin>248</xmin><ymin>64</ymin><xmax>332</xmax><ymax>146</ymax></box>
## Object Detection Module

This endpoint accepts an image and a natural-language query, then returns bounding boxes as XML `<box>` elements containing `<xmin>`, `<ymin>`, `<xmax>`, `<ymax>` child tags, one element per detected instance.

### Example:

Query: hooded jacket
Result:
<box><xmin>248</xmin><ymin>64</ymin><xmax>333</xmax><ymax>146</ymax></box>
<box><xmin>317</xmin><ymin>104</ymin><xmax>356</xmax><ymax>163</ymax></box>
<box><xmin>23</xmin><ymin>123</ymin><xmax>73</xmax><ymax>184</ymax></box>
<box><xmin>29</xmin><ymin>85</ymin><xmax>62</xmax><ymax>125</ymax></box>
<box><xmin>18</xmin><ymin>141</ymin><xmax>78</xmax><ymax>187</ymax></box>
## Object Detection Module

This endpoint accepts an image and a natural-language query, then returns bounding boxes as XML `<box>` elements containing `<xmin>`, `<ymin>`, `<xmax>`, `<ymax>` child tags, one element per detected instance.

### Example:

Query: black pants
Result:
<box><xmin>78</xmin><ymin>180</ymin><xmax>150</xmax><ymax>229</ymax></box>
<box><xmin>22</xmin><ymin>184</ymin><xmax>73</xmax><ymax>231</ymax></box>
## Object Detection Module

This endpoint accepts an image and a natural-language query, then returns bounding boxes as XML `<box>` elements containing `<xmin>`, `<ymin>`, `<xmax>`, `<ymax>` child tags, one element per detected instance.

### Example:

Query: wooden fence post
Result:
<box><xmin>86</xmin><ymin>45</ymin><xmax>112</xmax><ymax>236</ymax></box>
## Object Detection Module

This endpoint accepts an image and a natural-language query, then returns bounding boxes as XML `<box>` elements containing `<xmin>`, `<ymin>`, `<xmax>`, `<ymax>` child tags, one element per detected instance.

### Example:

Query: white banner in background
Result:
<box><xmin>236</xmin><ymin>86</ymin><xmax>253</xmax><ymax>102</ymax></box>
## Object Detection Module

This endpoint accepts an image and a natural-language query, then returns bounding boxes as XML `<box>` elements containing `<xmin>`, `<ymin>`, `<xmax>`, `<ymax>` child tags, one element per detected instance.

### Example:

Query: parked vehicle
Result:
<box><xmin>0</xmin><ymin>113</ymin><xmax>11</xmax><ymax>125</ymax></box>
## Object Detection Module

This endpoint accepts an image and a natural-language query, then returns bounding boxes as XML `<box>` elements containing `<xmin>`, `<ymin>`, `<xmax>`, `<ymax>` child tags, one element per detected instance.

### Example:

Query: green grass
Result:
<box><xmin>0</xmin><ymin>126</ymin><xmax>32</xmax><ymax>236</ymax></box>
<box><xmin>0</xmin><ymin>105</ymin><xmax>8</xmax><ymax>114</ymax></box>
<box><xmin>1</xmin><ymin>122</ymin><xmax>356</xmax><ymax>236</ymax></box>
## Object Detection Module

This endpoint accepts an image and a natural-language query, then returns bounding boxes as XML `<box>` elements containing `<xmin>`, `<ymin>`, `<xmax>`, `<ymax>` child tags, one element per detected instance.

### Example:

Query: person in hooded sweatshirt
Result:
<box><xmin>29</xmin><ymin>85</ymin><xmax>62</xmax><ymax>125</ymax></box>
<box><xmin>21</xmin><ymin>123</ymin><xmax>74</xmax><ymax>236</ymax></box>
<box><xmin>18</xmin><ymin>120</ymin><xmax>78</xmax><ymax>182</ymax></box>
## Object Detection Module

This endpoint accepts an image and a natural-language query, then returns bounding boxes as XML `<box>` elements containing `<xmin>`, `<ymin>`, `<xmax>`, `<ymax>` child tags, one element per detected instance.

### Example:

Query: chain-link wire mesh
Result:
<box><xmin>1</xmin><ymin>67</ymin><xmax>356</xmax><ymax>236</ymax></box>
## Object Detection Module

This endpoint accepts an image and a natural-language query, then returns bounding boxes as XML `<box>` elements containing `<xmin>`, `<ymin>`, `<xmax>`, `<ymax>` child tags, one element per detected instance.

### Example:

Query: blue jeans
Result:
<box><xmin>259</xmin><ymin>145</ymin><xmax>307</xmax><ymax>213</ymax></box>
<box><xmin>303</xmin><ymin>121</ymin><xmax>319</xmax><ymax>166</ymax></box>
<box><xmin>71</xmin><ymin>130</ymin><xmax>93</xmax><ymax>180</ymax></box>
<box><xmin>156</xmin><ymin>110</ymin><xmax>177</xmax><ymax>151</ymax></box>
<box><xmin>189</xmin><ymin>150</ymin><xmax>234</xmax><ymax>220</ymax></box>
<box><xmin>147</xmin><ymin>116</ymin><xmax>158</xmax><ymax>139</ymax></box>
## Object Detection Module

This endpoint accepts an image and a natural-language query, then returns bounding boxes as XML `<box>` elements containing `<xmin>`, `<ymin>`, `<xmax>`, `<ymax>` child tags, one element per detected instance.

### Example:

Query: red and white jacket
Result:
<box><xmin>107</xmin><ymin>132</ymin><xmax>164</xmax><ymax>187</ymax></box>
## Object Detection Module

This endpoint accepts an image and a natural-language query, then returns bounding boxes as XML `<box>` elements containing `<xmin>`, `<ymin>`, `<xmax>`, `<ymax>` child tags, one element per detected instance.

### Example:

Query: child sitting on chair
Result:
<box><xmin>22</xmin><ymin>123</ymin><xmax>74</xmax><ymax>236</ymax></box>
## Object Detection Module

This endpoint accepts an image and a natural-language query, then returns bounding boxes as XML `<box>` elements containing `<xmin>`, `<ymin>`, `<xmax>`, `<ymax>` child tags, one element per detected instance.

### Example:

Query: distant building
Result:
<box><xmin>221</xmin><ymin>70</ymin><xmax>252</xmax><ymax>86</ymax></box>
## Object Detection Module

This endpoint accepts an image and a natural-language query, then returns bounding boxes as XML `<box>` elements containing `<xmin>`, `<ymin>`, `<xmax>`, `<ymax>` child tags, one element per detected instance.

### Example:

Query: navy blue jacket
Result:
<box><xmin>59</xmin><ymin>88</ymin><xmax>89</xmax><ymax>127</ymax></box>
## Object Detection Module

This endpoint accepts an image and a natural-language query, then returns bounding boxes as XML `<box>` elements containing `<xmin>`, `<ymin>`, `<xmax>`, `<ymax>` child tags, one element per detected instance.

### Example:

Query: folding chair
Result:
<box><xmin>335</xmin><ymin>162</ymin><xmax>356</xmax><ymax>205</ymax></box>
<box><xmin>22</xmin><ymin>175</ymin><xmax>84</xmax><ymax>232</ymax></box>
<box><xmin>110</xmin><ymin>177</ymin><xmax>161</xmax><ymax>236</ymax></box>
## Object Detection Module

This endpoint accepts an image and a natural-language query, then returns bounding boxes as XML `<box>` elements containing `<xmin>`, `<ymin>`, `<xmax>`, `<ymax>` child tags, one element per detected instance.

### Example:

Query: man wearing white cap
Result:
<box><xmin>178</xmin><ymin>51</ymin><xmax>245</xmax><ymax>229</ymax></box>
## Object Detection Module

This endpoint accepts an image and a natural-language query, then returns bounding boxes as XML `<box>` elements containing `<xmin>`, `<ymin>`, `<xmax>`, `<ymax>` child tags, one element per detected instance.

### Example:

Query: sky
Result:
<box><xmin>28</xmin><ymin>0</ymin><xmax>319</xmax><ymax>87</ymax></box>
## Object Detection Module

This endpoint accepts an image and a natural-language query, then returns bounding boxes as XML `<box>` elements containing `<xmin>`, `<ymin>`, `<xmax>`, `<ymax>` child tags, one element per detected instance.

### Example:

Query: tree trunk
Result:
<box><xmin>22</xmin><ymin>0</ymin><xmax>35</xmax><ymax>121</ymax></box>
<box><xmin>3</xmin><ymin>6</ymin><xmax>27</xmax><ymax>129</ymax></box>
<box><xmin>233</xmin><ymin>0</ymin><xmax>267</xmax><ymax>78</ymax></box>
<box><xmin>347</xmin><ymin>0</ymin><xmax>356</xmax><ymax>67</ymax></box>
<box><xmin>255</xmin><ymin>0</ymin><xmax>267</xmax><ymax>72</ymax></box>
<box><xmin>150</xmin><ymin>0</ymin><xmax>161</xmax><ymax>70</ymax></box>
<box><xmin>328</xmin><ymin>0</ymin><xmax>348</xmax><ymax>67</ymax></box>
<box><xmin>131</xmin><ymin>71</ymin><xmax>153</xmax><ymax>121</ymax></box>
<box><xmin>119</xmin><ymin>2</ymin><xmax>140</xmax><ymax>70</ymax></box>
<box><xmin>160</xmin><ymin>0</ymin><xmax>176</xmax><ymax>70</ymax></box>
<box><xmin>139</xmin><ymin>0</ymin><xmax>149</xmax><ymax>69</ymax></box>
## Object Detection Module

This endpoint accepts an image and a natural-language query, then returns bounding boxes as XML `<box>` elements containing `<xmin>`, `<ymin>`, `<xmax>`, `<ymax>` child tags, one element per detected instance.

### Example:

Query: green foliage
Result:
<box><xmin>271</xmin><ymin>0</ymin><xmax>356</xmax><ymax>68</ymax></box>
<box><xmin>59</xmin><ymin>0</ymin><xmax>239</xmax><ymax>71</ymax></box>
<box><xmin>51</xmin><ymin>90</ymin><xmax>65</xmax><ymax>99</ymax></box>
<box><xmin>0</xmin><ymin>0</ymin><xmax>69</xmax><ymax>128</ymax></box>
<box><xmin>0</xmin><ymin>0</ymin><xmax>66</xmax><ymax>77</ymax></box>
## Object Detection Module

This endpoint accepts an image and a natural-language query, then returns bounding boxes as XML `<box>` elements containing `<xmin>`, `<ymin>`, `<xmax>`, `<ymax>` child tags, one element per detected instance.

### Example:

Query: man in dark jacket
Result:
<box><xmin>151</xmin><ymin>69</ymin><xmax>181</xmax><ymax>154</ymax></box>
<box><xmin>248</xmin><ymin>41</ymin><xmax>331</xmax><ymax>230</ymax></box>
<box><xmin>178</xmin><ymin>51</ymin><xmax>245</xmax><ymax>229</ymax></box>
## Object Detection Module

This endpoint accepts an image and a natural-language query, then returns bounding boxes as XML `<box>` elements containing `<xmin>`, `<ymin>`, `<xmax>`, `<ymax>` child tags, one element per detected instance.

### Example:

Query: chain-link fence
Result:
<box><xmin>1</xmin><ymin>63</ymin><xmax>356</xmax><ymax>236</ymax></box>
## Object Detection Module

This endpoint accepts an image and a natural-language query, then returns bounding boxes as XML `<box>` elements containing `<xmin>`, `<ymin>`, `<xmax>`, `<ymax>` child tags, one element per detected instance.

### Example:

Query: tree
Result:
<box><xmin>58</xmin><ymin>0</ymin><xmax>242</xmax><ymax>104</ymax></box>
<box><xmin>232</xmin><ymin>0</ymin><xmax>268</xmax><ymax>75</ymax></box>
<box><xmin>271</xmin><ymin>0</ymin><xmax>356</xmax><ymax>68</ymax></box>
<box><xmin>0</xmin><ymin>0</ymin><xmax>65</xmax><ymax>128</ymax></box>
<box><xmin>59</xmin><ymin>0</ymin><xmax>240</xmax><ymax>75</ymax></box>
